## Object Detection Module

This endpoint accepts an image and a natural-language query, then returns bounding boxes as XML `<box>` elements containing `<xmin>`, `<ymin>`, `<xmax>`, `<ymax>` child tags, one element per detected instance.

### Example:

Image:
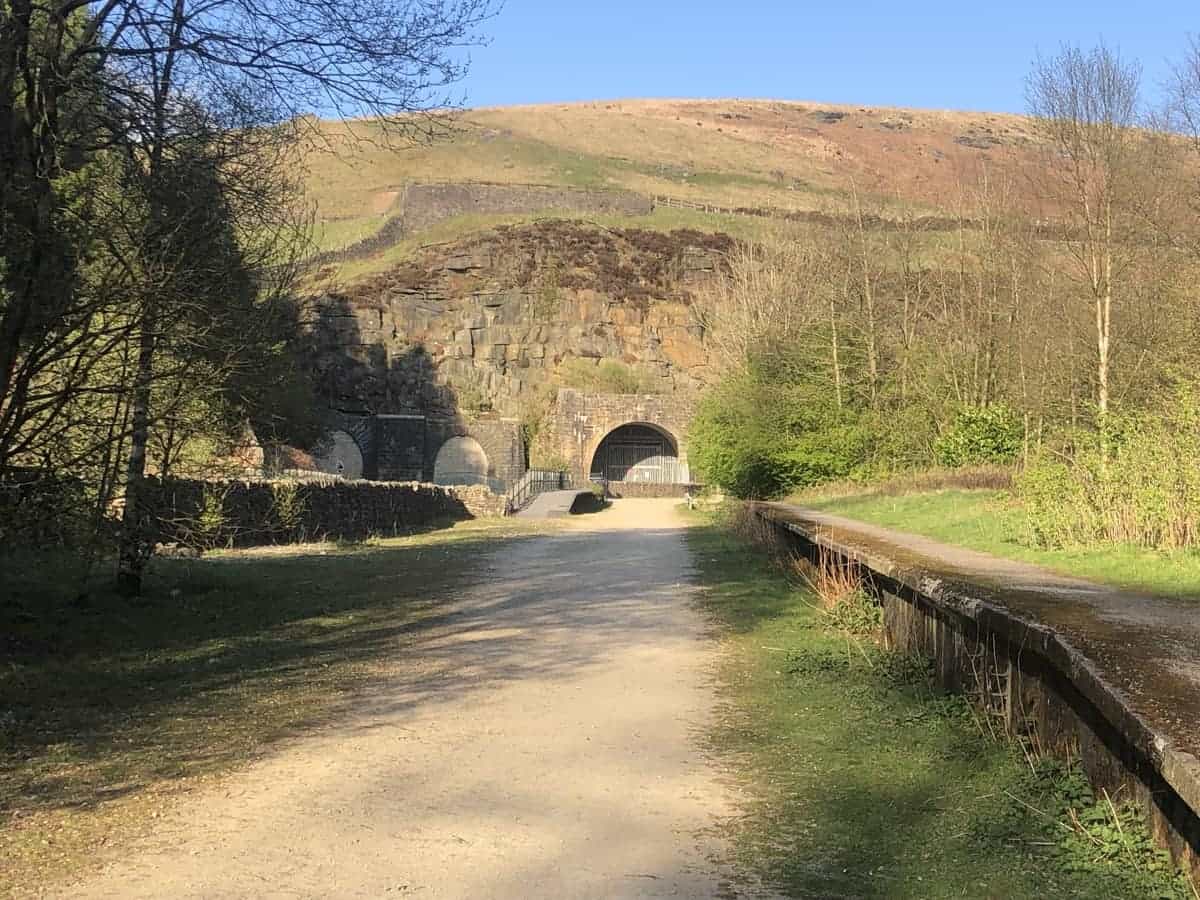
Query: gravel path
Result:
<box><xmin>64</xmin><ymin>500</ymin><xmax>755</xmax><ymax>899</ymax></box>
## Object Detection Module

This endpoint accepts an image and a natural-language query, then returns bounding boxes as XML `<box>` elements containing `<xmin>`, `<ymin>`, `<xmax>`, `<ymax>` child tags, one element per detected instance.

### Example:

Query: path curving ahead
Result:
<box><xmin>65</xmin><ymin>500</ymin><xmax>760</xmax><ymax>899</ymax></box>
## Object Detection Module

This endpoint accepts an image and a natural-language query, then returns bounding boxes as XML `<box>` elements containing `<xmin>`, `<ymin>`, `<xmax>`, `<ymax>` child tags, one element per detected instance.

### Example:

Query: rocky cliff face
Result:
<box><xmin>312</xmin><ymin>221</ymin><xmax>731</xmax><ymax>420</ymax></box>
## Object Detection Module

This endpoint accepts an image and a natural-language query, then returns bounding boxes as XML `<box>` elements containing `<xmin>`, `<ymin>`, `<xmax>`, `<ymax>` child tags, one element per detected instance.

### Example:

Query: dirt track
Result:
<box><xmin>64</xmin><ymin>500</ymin><xmax>758</xmax><ymax>899</ymax></box>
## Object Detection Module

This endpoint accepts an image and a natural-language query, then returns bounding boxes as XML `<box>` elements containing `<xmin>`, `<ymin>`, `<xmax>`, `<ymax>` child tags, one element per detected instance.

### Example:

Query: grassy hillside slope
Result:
<box><xmin>300</xmin><ymin>98</ymin><xmax>1045</xmax><ymax>280</ymax></box>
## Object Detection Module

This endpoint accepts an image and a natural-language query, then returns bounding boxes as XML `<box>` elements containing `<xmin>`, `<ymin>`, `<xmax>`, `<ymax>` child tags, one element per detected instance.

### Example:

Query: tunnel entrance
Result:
<box><xmin>589</xmin><ymin>423</ymin><xmax>685</xmax><ymax>485</ymax></box>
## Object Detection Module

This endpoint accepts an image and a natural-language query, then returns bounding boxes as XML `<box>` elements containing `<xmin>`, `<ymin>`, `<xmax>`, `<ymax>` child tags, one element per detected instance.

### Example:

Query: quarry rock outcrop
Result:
<box><xmin>311</xmin><ymin>221</ymin><xmax>730</xmax><ymax>421</ymax></box>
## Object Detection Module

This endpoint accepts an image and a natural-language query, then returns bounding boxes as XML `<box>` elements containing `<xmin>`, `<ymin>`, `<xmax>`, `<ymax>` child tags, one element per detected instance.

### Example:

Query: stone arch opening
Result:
<box><xmin>588</xmin><ymin>422</ymin><xmax>685</xmax><ymax>485</ymax></box>
<box><xmin>434</xmin><ymin>436</ymin><xmax>491</xmax><ymax>487</ymax></box>
<box><xmin>313</xmin><ymin>430</ymin><xmax>364</xmax><ymax>479</ymax></box>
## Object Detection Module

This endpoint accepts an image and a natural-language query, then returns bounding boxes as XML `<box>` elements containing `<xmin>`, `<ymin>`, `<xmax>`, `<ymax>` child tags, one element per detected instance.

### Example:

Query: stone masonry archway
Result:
<box><xmin>589</xmin><ymin>423</ymin><xmax>684</xmax><ymax>485</ymax></box>
<box><xmin>313</xmin><ymin>430</ymin><xmax>365</xmax><ymax>479</ymax></box>
<box><xmin>548</xmin><ymin>389</ymin><xmax>696</xmax><ymax>495</ymax></box>
<box><xmin>434</xmin><ymin>436</ymin><xmax>491</xmax><ymax>487</ymax></box>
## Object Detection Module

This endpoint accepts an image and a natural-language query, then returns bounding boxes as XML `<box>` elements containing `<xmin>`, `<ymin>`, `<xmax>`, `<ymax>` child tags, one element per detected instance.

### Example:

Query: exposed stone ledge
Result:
<box><xmin>754</xmin><ymin>502</ymin><xmax>1200</xmax><ymax>877</ymax></box>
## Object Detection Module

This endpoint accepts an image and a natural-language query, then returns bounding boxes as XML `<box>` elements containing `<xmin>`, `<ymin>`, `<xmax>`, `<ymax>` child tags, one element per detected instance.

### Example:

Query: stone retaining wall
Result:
<box><xmin>140</xmin><ymin>476</ymin><xmax>504</xmax><ymax>549</ymax></box>
<box><xmin>550</xmin><ymin>389</ymin><xmax>697</xmax><ymax>485</ymax></box>
<box><xmin>753</xmin><ymin>503</ymin><xmax>1200</xmax><ymax>878</ymax></box>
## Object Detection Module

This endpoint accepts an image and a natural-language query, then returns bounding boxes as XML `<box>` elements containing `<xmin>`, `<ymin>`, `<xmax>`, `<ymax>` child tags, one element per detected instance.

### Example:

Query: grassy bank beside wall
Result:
<box><xmin>687</xmin><ymin>508</ymin><xmax>1195</xmax><ymax>898</ymax></box>
<box><xmin>800</xmin><ymin>489</ymin><xmax>1200</xmax><ymax>601</ymax></box>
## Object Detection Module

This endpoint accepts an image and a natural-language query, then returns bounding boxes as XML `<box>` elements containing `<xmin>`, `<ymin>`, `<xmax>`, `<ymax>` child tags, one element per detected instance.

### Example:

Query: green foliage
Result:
<box><xmin>934</xmin><ymin>404</ymin><xmax>1023</xmax><ymax>468</ymax></box>
<box><xmin>690</xmin><ymin>354</ymin><xmax>873</xmax><ymax>498</ymax></box>
<box><xmin>1023</xmin><ymin>759</ymin><xmax>1194</xmax><ymax>896</ymax></box>
<box><xmin>531</xmin><ymin>451</ymin><xmax>570</xmax><ymax>472</ymax></box>
<box><xmin>1021</xmin><ymin>384</ymin><xmax>1200</xmax><ymax>550</ymax></box>
<box><xmin>188</xmin><ymin>484</ymin><xmax>229</xmax><ymax>550</ymax></box>
<box><xmin>689</xmin><ymin>516</ymin><xmax>1194</xmax><ymax>898</ymax></box>
<box><xmin>518</xmin><ymin>384</ymin><xmax>561</xmax><ymax>469</ymax></box>
<box><xmin>530</xmin><ymin>259</ymin><xmax>562</xmax><ymax>320</ymax></box>
<box><xmin>448</xmin><ymin>367</ymin><xmax>490</xmax><ymax>415</ymax></box>
<box><xmin>823</xmin><ymin>586</ymin><xmax>884</xmax><ymax>635</ymax></box>
<box><xmin>0</xmin><ymin>477</ymin><xmax>94</xmax><ymax>551</ymax></box>
<box><xmin>270</xmin><ymin>482</ymin><xmax>306</xmax><ymax>537</ymax></box>
<box><xmin>559</xmin><ymin>358</ymin><xmax>661</xmax><ymax>394</ymax></box>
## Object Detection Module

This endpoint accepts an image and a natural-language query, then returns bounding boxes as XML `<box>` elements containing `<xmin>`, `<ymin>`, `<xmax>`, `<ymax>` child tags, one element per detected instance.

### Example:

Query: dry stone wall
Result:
<box><xmin>310</xmin><ymin>183</ymin><xmax>652</xmax><ymax>268</ymax></box>
<box><xmin>140</xmin><ymin>476</ymin><xmax>504</xmax><ymax>549</ymax></box>
<box><xmin>400</xmin><ymin>183</ymin><xmax>652</xmax><ymax>235</ymax></box>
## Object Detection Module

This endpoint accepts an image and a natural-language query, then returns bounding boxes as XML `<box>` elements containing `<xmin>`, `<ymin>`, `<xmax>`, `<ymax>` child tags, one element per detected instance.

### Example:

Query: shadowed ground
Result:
<box><xmin>57</xmin><ymin>500</ymin><xmax>765</xmax><ymax>899</ymax></box>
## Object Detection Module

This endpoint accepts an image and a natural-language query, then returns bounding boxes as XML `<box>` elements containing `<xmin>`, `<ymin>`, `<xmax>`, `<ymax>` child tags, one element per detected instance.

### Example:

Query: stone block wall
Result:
<box><xmin>141</xmin><ymin>476</ymin><xmax>504</xmax><ymax>549</ymax></box>
<box><xmin>428</xmin><ymin>417</ymin><xmax>525</xmax><ymax>489</ymax></box>
<box><xmin>312</xmin><ymin>222</ymin><xmax>725</xmax><ymax>422</ymax></box>
<box><xmin>315</xmin><ymin>414</ymin><xmax>524</xmax><ymax>491</ymax></box>
<box><xmin>374</xmin><ymin>415</ymin><xmax>427</xmax><ymax>481</ymax></box>
<box><xmin>548</xmin><ymin>389</ymin><xmax>697</xmax><ymax>484</ymax></box>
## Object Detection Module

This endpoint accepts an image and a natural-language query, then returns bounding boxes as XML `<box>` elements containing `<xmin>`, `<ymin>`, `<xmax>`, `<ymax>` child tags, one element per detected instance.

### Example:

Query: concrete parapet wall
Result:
<box><xmin>753</xmin><ymin>503</ymin><xmax>1200</xmax><ymax>878</ymax></box>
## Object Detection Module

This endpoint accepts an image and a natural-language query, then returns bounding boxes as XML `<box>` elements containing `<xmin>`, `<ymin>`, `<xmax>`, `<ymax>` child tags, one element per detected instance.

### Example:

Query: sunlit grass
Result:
<box><xmin>802</xmin><ymin>489</ymin><xmax>1200</xmax><ymax>601</ymax></box>
<box><xmin>0</xmin><ymin>517</ymin><xmax>547</xmax><ymax>891</ymax></box>
<box><xmin>688</xmin><ymin>514</ymin><xmax>1193</xmax><ymax>898</ymax></box>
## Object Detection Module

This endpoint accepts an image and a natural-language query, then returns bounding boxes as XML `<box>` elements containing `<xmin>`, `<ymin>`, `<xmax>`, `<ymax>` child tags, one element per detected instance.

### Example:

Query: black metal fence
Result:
<box><xmin>506</xmin><ymin>469</ymin><xmax>571</xmax><ymax>513</ymax></box>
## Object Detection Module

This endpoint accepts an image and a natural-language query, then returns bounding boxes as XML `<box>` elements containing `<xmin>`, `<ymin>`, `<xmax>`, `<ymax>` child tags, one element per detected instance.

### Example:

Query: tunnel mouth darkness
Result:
<box><xmin>589</xmin><ymin>423</ymin><xmax>684</xmax><ymax>485</ymax></box>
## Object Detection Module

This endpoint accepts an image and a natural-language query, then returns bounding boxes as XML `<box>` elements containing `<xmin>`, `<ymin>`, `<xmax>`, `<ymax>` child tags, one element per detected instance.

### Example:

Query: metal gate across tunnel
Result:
<box><xmin>589</xmin><ymin>423</ymin><xmax>687</xmax><ymax>485</ymax></box>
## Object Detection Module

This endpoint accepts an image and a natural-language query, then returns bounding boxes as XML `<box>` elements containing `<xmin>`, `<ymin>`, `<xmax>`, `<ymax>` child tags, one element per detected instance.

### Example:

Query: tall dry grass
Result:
<box><xmin>792</xmin><ymin>464</ymin><xmax>1015</xmax><ymax>506</ymax></box>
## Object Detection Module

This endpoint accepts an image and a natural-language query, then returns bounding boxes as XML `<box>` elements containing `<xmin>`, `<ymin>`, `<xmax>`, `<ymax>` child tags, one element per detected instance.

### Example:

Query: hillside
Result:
<box><xmin>301</xmin><ymin>98</ymin><xmax>1045</xmax><ymax>280</ymax></box>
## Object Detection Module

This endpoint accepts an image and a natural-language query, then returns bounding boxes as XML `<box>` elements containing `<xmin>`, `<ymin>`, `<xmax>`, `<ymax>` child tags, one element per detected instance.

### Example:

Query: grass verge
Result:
<box><xmin>0</xmin><ymin>518</ymin><xmax>545</xmax><ymax>894</ymax></box>
<box><xmin>801</xmin><ymin>489</ymin><xmax>1200</xmax><ymax>601</ymax></box>
<box><xmin>686</xmin><ymin>509</ymin><xmax>1195</xmax><ymax>898</ymax></box>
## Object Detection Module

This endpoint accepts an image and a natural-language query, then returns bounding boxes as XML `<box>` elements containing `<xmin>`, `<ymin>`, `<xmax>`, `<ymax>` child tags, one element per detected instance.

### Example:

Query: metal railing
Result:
<box><xmin>505</xmin><ymin>469</ymin><xmax>571</xmax><ymax>514</ymax></box>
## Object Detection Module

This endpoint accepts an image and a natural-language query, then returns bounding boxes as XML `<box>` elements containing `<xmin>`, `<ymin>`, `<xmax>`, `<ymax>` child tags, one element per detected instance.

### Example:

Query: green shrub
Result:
<box><xmin>690</xmin><ymin>366</ymin><xmax>873</xmax><ymax>498</ymax></box>
<box><xmin>1019</xmin><ymin>453</ymin><xmax>1101</xmax><ymax>548</ymax></box>
<box><xmin>934</xmin><ymin>405</ymin><xmax>1023</xmax><ymax>468</ymax></box>
<box><xmin>185</xmin><ymin>483</ymin><xmax>230</xmax><ymax>550</ymax></box>
<box><xmin>1019</xmin><ymin>387</ymin><xmax>1200</xmax><ymax>549</ymax></box>
<box><xmin>269</xmin><ymin>482</ymin><xmax>306</xmax><ymax>539</ymax></box>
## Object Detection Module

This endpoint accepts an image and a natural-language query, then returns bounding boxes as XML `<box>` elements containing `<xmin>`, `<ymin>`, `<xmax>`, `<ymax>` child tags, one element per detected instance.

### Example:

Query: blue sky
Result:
<box><xmin>463</xmin><ymin>2</ymin><xmax>1196</xmax><ymax>113</ymax></box>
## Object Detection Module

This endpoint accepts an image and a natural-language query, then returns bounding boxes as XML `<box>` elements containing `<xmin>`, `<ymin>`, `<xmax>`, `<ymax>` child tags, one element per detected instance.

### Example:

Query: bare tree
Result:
<box><xmin>1025</xmin><ymin>43</ymin><xmax>1146</xmax><ymax>435</ymax></box>
<box><xmin>694</xmin><ymin>223</ymin><xmax>831</xmax><ymax>370</ymax></box>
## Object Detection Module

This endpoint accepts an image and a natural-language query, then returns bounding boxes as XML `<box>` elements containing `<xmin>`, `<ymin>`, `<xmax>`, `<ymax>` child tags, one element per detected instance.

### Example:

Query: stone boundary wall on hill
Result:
<box><xmin>399</xmin><ymin>183</ymin><xmax>652</xmax><ymax>236</ymax></box>
<box><xmin>310</xmin><ymin>183</ymin><xmax>652</xmax><ymax>268</ymax></box>
<box><xmin>140</xmin><ymin>476</ymin><xmax>504</xmax><ymax>549</ymax></box>
<box><xmin>752</xmin><ymin>503</ymin><xmax>1200</xmax><ymax>878</ymax></box>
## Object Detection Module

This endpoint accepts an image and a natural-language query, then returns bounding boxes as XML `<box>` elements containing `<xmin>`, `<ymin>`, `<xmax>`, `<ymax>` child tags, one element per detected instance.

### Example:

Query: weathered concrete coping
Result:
<box><xmin>757</xmin><ymin>502</ymin><xmax>1200</xmax><ymax>823</ymax></box>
